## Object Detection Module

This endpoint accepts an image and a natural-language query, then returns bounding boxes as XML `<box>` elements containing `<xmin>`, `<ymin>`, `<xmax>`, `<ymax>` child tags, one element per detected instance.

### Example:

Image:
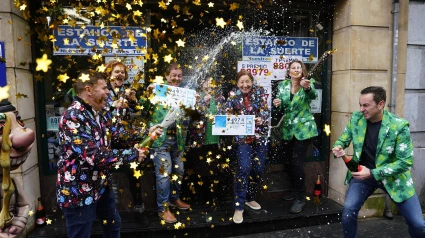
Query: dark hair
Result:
<box><xmin>74</xmin><ymin>69</ymin><xmax>106</xmax><ymax>94</ymax></box>
<box><xmin>237</xmin><ymin>69</ymin><xmax>254</xmax><ymax>83</ymax></box>
<box><xmin>360</xmin><ymin>86</ymin><xmax>387</xmax><ymax>104</ymax></box>
<box><xmin>104</xmin><ymin>60</ymin><xmax>129</xmax><ymax>81</ymax></box>
<box><xmin>165</xmin><ymin>63</ymin><xmax>182</xmax><ymax>75</ymax></box>
<box><xmin>285</xmin><ymin>60</ymin><xmax>308</xmax><ymax>79</ymax></box>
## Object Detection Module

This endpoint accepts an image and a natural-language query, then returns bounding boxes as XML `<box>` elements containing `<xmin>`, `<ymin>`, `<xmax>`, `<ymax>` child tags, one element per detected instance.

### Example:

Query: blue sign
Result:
<box><xmin>53</xmin><ymin>25</ymin><xmax>147</xmax><ymax>56</ymax></box>
<box><xmin>0</xmin><ymin>42</ymin><xmax>6</xmax><ymax>87</ymax></box>
<box><xmin>242</xmin><ymin>36</ymin><xmax>318</xmax><ymax>63</ymax></box>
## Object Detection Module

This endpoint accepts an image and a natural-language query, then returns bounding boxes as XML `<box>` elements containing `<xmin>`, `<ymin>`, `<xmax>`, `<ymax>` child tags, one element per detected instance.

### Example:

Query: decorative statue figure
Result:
<box><xmin>0</xmin><ymin>101</ymin><xmax>35</xmax><ymax>237</ymax></box>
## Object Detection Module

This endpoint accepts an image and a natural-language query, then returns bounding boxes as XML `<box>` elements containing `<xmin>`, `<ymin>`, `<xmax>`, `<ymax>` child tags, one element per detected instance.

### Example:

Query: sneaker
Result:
<box><xmin>245</xmin><ymin>201</ymin><xmax>261</xmax><ymax>210</ymax></box>
<box><xmin>233</xmin><ymin>210</ymin><xmax>244</xmax><ymax>224</ymax></box>
<box><xmin>289</xmin><ymin>199</ymin><xmax>305</xmax><ymax>214</ymax></box>
<box><xmin>158</xmin><ymin>210</ymin><xmax>177</xmax><ymax>223</ymax></box>
<box><xmin>283</xmin><ymin>192</ymin><xmax>295</xmax><ymax>201</ymax></box>
<box><xmin>169</xmin><ymin>199</ymin><xmax>190</xmax><ymax>210</ymax></box>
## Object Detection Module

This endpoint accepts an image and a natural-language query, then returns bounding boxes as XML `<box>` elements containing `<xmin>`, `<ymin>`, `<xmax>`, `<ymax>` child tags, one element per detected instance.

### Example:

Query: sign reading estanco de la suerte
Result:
<box><xmin>242</xmin><ymin>36</ymin><xmax>318</xmax><ymax>63</ymax></box>
<box><xmin>53</xmin><ymin>25</ymin><xmax>147</xmax><ymax>56</ymax></box>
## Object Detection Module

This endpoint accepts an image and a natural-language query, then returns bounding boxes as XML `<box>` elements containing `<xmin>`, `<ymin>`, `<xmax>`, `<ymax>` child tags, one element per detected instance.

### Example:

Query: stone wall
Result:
<box><xmin>329</xmin><ymin>0</ymin><xmax>393</xmax><ymax>217</ymax></box>
<box><xmin>0</xmin><ymin>0</ymin><xmax>40</xmax><ymax>234</ymax></box>
<box><xmin>406</xmin><ymin>1</ymin><xmax>425</xmax><ymax>208</ymax></box>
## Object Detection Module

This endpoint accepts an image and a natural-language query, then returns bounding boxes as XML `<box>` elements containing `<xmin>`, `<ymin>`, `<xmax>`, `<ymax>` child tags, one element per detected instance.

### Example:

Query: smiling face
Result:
<box><xmin>0</xmin><ymin>111</ymin><xmax>35</xmax><ymax>171</ymax></box>
<box><xmin>110</xmin><ymin>65</ymin><xmax>126</xmax><ymax>89</ymax></box>
<box><xmin>359</xmin><ymin>93</ymin><xmax>384</xmax><ymax>122</ymax></box>
<box><xmin>288</xmin><ymin>62</ymin><xmax>304</xmax><ymax>79</ymax></box>
<box><xmin>166</xmin><ymin>68</ymin><xmax>183</xmax><ymax>86</ymax></box>
<box><xmin>237</xmin><ymin>75</ymin><xmax>253</xmax><ymax>94</ymax></box>
<box><xmin>89</xmin><ymin>79</ymin><xmax>110</xmax><ymax>111</ymax></box>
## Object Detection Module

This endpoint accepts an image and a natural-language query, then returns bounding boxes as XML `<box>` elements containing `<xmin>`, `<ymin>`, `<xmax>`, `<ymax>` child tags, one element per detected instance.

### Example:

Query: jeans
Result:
<box><xmin>282</xmin><ymin>138</ymin><xmax>311</xmax><ymax>199</ymax></box>
<box><xmin>234</xmin><ymin>142</ymin><xmax>268</xmax><ymax>210</ymax></box>
<box><xmin>151</xmin><ymin>135</ymin><xmax>184</xmax><ymax>212</ymax></box>
<box><xmin>61</xmin><ymin>187</ymin><xmax>121</xmax><ymax>238</ymax></box>
<box><xmin>343</xmin><ymin>177</ymin><xmax>425</xmax><ymax>238</ymax></box>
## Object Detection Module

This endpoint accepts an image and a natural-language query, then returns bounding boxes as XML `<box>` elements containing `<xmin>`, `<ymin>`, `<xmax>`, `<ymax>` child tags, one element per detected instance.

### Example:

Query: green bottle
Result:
<box><xmin>136</xmin><ymin>132</ymin><xmax>158</xmax><ymax>153</ymax></box>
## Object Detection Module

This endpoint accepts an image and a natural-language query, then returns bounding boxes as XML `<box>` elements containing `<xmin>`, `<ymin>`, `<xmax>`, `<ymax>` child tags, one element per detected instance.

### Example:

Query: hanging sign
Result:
<box><xmin>53</xmin><ymin>25</ymin><xmax>147</xmax><ymax>56</ymax></box>
<box><xmin>242</xmin><ymin>36</ymin><xmax>318</xmax><ymax>63</ymax></box>
<box><xmin>0</xmin><ymin>42</ymin><xmax>6</xmax><ymax>87</ymax></box>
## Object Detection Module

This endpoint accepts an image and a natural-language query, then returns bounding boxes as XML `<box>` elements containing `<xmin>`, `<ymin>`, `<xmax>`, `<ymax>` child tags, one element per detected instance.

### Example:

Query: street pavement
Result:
<box><xmin>230</xmin><ymin>215</ymin><xmax>410</xmax><ymax>238</ymax></box>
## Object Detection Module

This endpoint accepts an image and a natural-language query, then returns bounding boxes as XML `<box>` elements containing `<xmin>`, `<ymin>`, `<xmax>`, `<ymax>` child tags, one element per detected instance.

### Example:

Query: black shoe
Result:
<box><xmin>283</xmin><ymin>192</ymin><xmax>295</xmax><ymax>201</ymax></box>
<box><xmin>383</xmin><ymin>210</ymin><xmax>394</xmax><ymax>220</ymax></box>
<box><xmin>289</xmin><ymin>199</ymin><xmax>305</xmax><ymax>214</ymax></box>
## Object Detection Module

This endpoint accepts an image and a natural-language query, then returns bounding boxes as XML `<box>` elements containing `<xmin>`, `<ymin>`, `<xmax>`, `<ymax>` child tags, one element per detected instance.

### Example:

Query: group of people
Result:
<box><xmin>56</xmin><ymin>58</ymin><xmax>425</xmax><ymax>238</ymax></box>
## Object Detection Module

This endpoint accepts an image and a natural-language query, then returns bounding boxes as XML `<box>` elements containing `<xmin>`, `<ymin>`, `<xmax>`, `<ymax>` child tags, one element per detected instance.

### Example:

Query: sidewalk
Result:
<box><xmin>230</xmin><ymin>215</ymin><xmax>409</xmax><ymax>238</ymax></box>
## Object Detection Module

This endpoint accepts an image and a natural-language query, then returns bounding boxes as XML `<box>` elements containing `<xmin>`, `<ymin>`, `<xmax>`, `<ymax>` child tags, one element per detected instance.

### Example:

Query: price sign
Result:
<box><xmin>47</xmin><ymin>116</ymin><xmax>61</xmax><ymax>131</ymax></box>
<box><xmin>212</xmin><ymin>115</ymin><xmax>255</xmax><ymax>135</ymax></box>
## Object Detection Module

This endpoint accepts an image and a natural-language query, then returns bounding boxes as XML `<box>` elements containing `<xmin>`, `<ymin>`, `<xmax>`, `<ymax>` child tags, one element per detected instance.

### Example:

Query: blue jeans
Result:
<box><xmin>151</xmin><ymin>135</ymin><xmax>184</xmax><ymax>212</ymax></box>
<box><xmin>61</xmin><ymin>187</ymin><xmax>121</xmax><ymax>238</ymax></box>
<box><xmin>343</xmin><ymin>177</ymin><xmax>425</xmax><ymax>238</ymax></box>
<box><xmin>234</xmin><ymin>142</ymin><xmax>268</xmax><ymax>210</ymax></box>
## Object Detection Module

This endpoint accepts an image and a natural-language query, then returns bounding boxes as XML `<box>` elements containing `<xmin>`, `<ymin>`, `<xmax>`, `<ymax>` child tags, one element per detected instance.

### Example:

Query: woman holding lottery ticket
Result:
<box><xmin>272</xmin><ymin>60</ymin><xmax>318</xmax><ymax>214</ymax></box>
<box><xmin>222</xmin><ymin>69</ymin><xmax>269</xmax><ymax>224</ymax></box>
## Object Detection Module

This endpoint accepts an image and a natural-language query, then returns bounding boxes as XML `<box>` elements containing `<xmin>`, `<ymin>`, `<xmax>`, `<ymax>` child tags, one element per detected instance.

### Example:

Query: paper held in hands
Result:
<box><xmin>212</xmin><ymin>115</ymin><xmax>255</xmax><ymax>135</ymax></box>
<box><xmin>150</xmin><ymin>84</ymin><xmax>196</xmax><ymax>109</ymax></box>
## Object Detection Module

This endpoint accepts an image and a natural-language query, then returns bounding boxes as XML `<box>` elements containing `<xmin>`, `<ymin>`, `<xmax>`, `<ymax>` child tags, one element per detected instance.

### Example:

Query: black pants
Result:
<box><xmin>282</xmin><ymin>137</ymin><xmax>311</xmax><ymax>199</ymax></box>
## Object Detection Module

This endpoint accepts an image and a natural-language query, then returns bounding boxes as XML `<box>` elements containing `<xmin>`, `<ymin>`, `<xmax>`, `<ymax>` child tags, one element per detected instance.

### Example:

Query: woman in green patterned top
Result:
<box><xmin>272</xmin><ymin>60</ymin><xmax>318</xmax><ymax>214</ymax></box>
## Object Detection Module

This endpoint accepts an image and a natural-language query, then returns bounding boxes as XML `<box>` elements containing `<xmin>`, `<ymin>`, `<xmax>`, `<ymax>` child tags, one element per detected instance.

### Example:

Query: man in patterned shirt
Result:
<box><xmin>332</xmin><ymin>86</ymin><xmax>425</xmax><ymax>238</ymax></box>
<box><xmin>56</xmin><ymin>70</ymin><xmax>149</xmax><ymax>238</ymax></box>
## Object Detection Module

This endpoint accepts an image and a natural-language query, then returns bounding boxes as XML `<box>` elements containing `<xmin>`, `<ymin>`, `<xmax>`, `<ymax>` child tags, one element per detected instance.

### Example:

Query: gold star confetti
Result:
<box><xmin>134</xmin><ymin>10</ymin><xmax>142</xmax><ymax>17</ymax></box>
<box><xmin>19</xmin><ymin>4</ymin><xmax>27</xmax><ymax>11</ymax></box>
<box><xmin>176</xmin><ymin>39</ymin><xmax>185</xmax><ymax>47</ymax></box>
<box><xmin>160</xmin><ymin>220</ymin><xmax>166</xmax><ymax>225</ymax></box>
<box><xmin>235</xmin><ymin>202</ymin><xmax>239</xmax><ymax>206</ymax></box>
<box><xmin>229</xmin><ymin>3</ymin><xmax>240</xmax><ymax>11</ymax></box>
<box><xmin>158</xmin><ymin>1</ymin><xmax>167</xmax><ymax>10</ymax></box>
<box><xmin>236</xmin><ymin>20</ymin><xmax>244</xmax><ymax>30</ymax></box>
<box><xmin>97</xmin><ymin>64</ymin><xmax>106</xmax><ymax>72</ymax></box>
<box><xmin>163</xmin><ymin>54</ymin><xmax>173</xmax><ymax>63</ymax></box>
<box><xmin>134</xmin><ymin>170</ymin><xmax>142</xmax><ymax>179</ymax></box>
<box><xmin>208</xmin><ymin>2</ymin><xmax>214</xmax><ymax>7</ymax></box>
<box><xmin>0</xmin><ymin>85</ymin><xmax>10</xmax><ymax>101</ymax></box>
<box><xmin>101</xmin><ymin>174</ymin><xmax>106</xmax><ymax>180</ymax></box>
<box><xmin>306</xmin><ymin>196</ymin><xmax>311</xmax><ymax>201</ymax></box>
<box><xmin>79</xmin><ymin>73</ymin><xmax>90</xmax><ymax>82</ymax></box>
<box><xmin>216</xmin><ymin>18</ymin><xmax>226</xmax><ymax>28</ymax></box>
<box><xmin>16</xmin><ymin>93</ymin><xmax>28</xmax><ymax>99</ymax></box>
<box><xmin>28</xmin><ymin>210</ymin><xmax>34</xmax><ymax>216</ymax></box>
<box><xmin>35</xmin><ymin>54</ymin><xmax>52</xmax><ymax>72</ymax></box>
<box><xmin>153</xmin><ymin>76</ymin><xmax>164</xmax><ymax>84</ymax></box>
<box><xmin>103</xmin><ymin>220</ymin><xmax>107</xmax><ymax>224</ymax></box>
<box><xmin>263</xmin><ymin>185</ymin><xmax>268</xmax><ymax>190</ymax></box>
<box><xmin>174</xmin><ymin>222</ymin><xmax>182</xmax><ymax>229</ymax></box>
<box><xmin>46</xmin><ymin>219</ymin><xmax>52</xmax><ymax>225</ymax></box>
<box><xmin>324</xmin><ymin>124</ymin><xmax>331</xmax><ymax>136</ymax></box>
<box><xmin>130</xmin><ymin>162</ymin><xmax>138</xmax><ymax>169</ymax></box>
<box><xmin>57</xmin><ymin>73</ymin><xmax>70</xmax><ymax>83</ymax></box>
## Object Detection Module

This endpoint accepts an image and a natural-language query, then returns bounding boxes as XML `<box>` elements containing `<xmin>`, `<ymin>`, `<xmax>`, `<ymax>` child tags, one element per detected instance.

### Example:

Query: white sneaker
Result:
<box><xmin>233</xmin><ymin>210</ymin><xmax>244</xmax><ymax>224</ymax></box>
<box><xmin>245</xmin><ymin>201</ymin><xmax>261</xmax><ymax>210</ymax></box>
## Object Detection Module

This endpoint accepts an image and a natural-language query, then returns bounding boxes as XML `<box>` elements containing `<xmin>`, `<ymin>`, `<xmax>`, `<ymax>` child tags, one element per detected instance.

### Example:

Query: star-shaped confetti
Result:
<box><xmin>79</xmin><ymin>73</ymin><xmax>90</xmax><ymax>82</ymax></box>
<box><xmin>97</xmin><ymin>64</ymin><xmax>106</xmax><ymax>72</ymax></box>
<box><xmin>36</xmin><ymin>54</ymin><xmax>52</xmax><ymax>72</ymax></box>
<box><xmin>20</xmin><ymin>4</ymin><xmax>27</xmax><ymax>11</ymax></box>
<box><xmin>134</xmin><ymin>169</ymin><xmax>142</xmax><ymax>179</ymax></box>
<box><xmin>176</xmin><ymin>39</ymin><xmax>185</xmax><ymax>47</ymax></box>
<box><xmin>46</xmin><ymin>219</ymin><xmax>52</xmax><ymax>225</ymax></box>
<box><xmin>57</xmin><ymin>73</ymin><xmax>70</xmax><ymax>83</ymax></box>
<box><xmin>216</xmin><ymin>18</ymin><xmax>226</xmax><ymax>28</ymax></box>
<box><xmin>236</xmin><ymin>20</ymin><xmax>244</xmax><ymax>30</ymax></box>
<box><xmin>28</xmin><ymin>210</ymin><xmax>34</xmax><ymax>216</ymax></box>
<box><xmin>0</xmin><ymin>85</ymin><xmax>10</xmax><ymax>101</ymax></box>
<box><xmin>163</xmin><ymin>54</ymin><xmax>173</xmax><ymax>63</ymax></box>
<box><xmin>130</xmin><ymin>162</ymin><xmax>138</xmax><ymax>169</ymax></box>
<box><xmin>324</xmin><ymin>124</ymin><xmax>331</xmax><ymax>136</ymax></box>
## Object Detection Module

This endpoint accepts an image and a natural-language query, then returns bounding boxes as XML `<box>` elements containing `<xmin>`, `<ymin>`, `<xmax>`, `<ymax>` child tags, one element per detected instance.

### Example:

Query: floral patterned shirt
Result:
<box><xmin>56</xmin><ymin>96</ymin><xmax>139</xmax><ymax>208</ymax></box>
<box><xmin>334</xmin><ymin>110</ymin><xmax>415</xmax><ymax>202</ymax></box>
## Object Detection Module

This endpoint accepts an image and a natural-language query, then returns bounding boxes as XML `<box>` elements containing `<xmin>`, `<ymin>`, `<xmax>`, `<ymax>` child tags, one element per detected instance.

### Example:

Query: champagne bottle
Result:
<box><xmin>342</xmin><ymin>155</ymin><xmax>362</xmax><ymax>172</ymax></box>
<box><xmin>313</xmin><ymin>175</ymin><xmax>322</xmax><ymax>204</ymax></box>
<box><xmin>35</xmin><ymin>198</ymin><xmax>47</xmax><ymax>227</ymax></box>
<box><xmin>135</xmin><ymin>131</ymin><xmax>159</xmax><ymax>153</ymax></box>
